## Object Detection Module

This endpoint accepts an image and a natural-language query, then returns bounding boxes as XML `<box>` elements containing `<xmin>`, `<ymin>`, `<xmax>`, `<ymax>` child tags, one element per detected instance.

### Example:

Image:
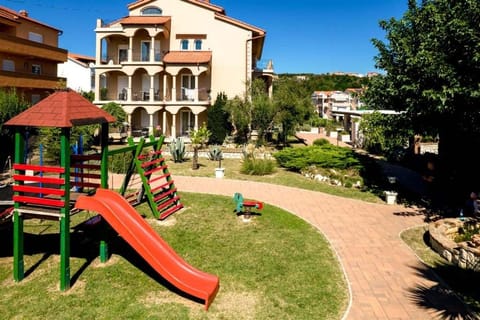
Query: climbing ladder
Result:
<box><xmin>120</xmin><ymin>136</ymin><xmax>183</xmax><ymax>220</ymax></box>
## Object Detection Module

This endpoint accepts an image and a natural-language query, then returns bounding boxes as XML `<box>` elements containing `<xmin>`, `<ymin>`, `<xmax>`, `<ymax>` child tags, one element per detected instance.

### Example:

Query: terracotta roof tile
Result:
<box><xmin>5</xmin><ymin>90</ymin><xmax>116</xmax><ymax>128</ymax></box>
<box><xmin>0</xmin><ymin>5</ymin><xmax>61</xmax><ymax>31</ymax></box>
<box><xmin>119</xmin><ymin>16</ymin><xmax>170</xmax><ymax>25</ymax></box>
<box><xmin>163</xmin><ymin>51</ymin><xmax>212</xmax><ymax>64</ymax></box>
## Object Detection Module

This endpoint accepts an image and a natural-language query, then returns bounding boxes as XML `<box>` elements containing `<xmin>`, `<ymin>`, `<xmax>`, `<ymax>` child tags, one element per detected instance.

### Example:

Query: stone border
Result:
<box><xmin>428</xmin><ymin>218</ymin><xmax>480</xmax><ymax>271</ymax></box>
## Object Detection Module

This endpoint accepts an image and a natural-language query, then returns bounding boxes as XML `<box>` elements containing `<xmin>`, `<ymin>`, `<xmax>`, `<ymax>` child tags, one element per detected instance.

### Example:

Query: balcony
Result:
<box><xmin>101</xmin><ymin>87</ymin><xmax>211</xmax><ymax>105</ymax></box>
<box><xmin>0</xmin><ymin>33</ymin><xmax>67</xmax><ymax>63</ymax></box>
<box><xmin>0</xmin><ymin>70</ymin><xmax>66</xmax><ymax>89</ymax></box>
<box><xmin>100</xmin><ymin>52</ymin><xmax>164</xmax><ymax>66</ymax></box>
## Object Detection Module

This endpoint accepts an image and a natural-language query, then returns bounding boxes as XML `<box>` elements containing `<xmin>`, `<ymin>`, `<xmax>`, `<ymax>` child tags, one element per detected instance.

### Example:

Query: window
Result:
<box><xmin>2</xmin><ymin>60</ymin><xmax>14</xmax><ymax>71</ymax></box>
<box><xmin>28</xmin><ymin>32</ymin><xmax>43</xmax><ymax>43</ymax></box>
<box><xmin>154</xmin><ymin>40</ymin><xmax>161</xmax><ymax>61</ymax></box>
<box><xmin>32</xmin><ymin>64</ymin><xmax>41</xmax><ymax>75</ymax></box>
<box><xmin>118</xmin><ymin>48</ymin><xmax>128</xmax><ymax>62</ymax></box>
<box><xmin>181</xmin><ymin>75</ymin><xmax>196</xmax><ymax>101</ymax></box>
<box><xmin>194</xmin><ymin>39</ymin><xmax>202</xmax><ymax>50</ymax></box>
<box><xmin>182</xmin><ymin>74</ymin><xmax>195</xmax><ymax>89</ymax></box>
<box><xmin>181</xmin><ymin>110</ymin><xmax>195</xmax><ymax>136</ymax></box>
<box><xmin>142</xmin><ymin>7</ymin><xmax>162</xmax><ymax>15</ymax></box>
<box><xmin>180</xmin><ymin>39</ymin><xmax>189</xmax><ymax>51</ymax></box>
<box><xmin>141</xmin><ymin>41</ymin><xmax>150</xmax><ymax>61</ymax></box>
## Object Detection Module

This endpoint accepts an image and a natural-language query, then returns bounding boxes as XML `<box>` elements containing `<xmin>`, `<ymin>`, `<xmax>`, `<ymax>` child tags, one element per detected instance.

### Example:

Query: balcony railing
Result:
<box><xmin>0</xmin><ymin>33</ymin><xmax>67</xmax><ymax>62</ymax></box>
<box><xmin>0</xmin><ymin>70</ymin><xmax>66</xmax><ymax>89</ymax></box>
<box><xmin>103</xmin><ymin>87</ymin><xmax>211</xmax><ymax>103</ymax></box>
<box><xmin>101</xmin><ymin>53</ymin><xmax>164</xmax><ymax>65</ymax></box>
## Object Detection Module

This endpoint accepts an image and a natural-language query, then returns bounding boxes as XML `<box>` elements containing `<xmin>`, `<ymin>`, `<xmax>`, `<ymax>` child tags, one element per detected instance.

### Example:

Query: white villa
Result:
<box><xmin>92</xmin><ymin>0</ymin><xmax>274</xmax><ymax>138</ymax></box>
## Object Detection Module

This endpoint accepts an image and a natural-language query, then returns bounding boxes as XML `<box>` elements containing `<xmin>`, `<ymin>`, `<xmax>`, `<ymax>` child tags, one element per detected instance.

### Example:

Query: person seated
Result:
<box><xmin>464</xmin><ymin>191</ymin><xmax>479</xmax><ymax>217</ymax></box>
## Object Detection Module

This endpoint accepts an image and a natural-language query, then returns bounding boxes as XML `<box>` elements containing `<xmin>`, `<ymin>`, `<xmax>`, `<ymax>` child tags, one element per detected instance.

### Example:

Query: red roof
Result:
<box><xmin>119</xmin><ymin>16</ymin><xmax>171</xmax><ymax>25</ymax></box>
<box><xmin>163</xmin><ymin>51</ymin><xmax>212</xmax><ymax>64</ymax></box>
<box><xmin>0</xmin><ymin>6</ymin><xmax>62</xmax><ymax>32</ymax></box>
<box><xmin>5</xmin><ymin>90</ymin><xmax>116</xmax><ymax>128</ymax></box>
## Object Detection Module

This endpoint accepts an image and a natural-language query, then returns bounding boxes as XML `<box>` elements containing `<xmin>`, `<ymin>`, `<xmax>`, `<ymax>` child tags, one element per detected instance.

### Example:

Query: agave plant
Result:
<box><xmin>169</xmin><ymin>137</ymin><xmax>185</xmax><ymax>162</ymax></box>
<box><xmin>208</xmin><ymin>145</ymin><xmax>223</xmax><ymax>168</ymax></box>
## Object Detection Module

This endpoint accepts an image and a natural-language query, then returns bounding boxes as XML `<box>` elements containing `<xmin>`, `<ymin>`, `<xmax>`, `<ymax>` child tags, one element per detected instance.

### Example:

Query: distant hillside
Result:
<box><xmin>277</xmin><ymin>73</ymin><xmax>370</xmax><ymax>92</ymax></box>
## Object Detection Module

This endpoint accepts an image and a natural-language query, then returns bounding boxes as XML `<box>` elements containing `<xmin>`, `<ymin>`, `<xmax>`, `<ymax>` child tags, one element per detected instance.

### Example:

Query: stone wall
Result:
<box><xmin>429</xmin><ymin>218</ymin><xmax>480</xmax><ymax>271</ymax></box>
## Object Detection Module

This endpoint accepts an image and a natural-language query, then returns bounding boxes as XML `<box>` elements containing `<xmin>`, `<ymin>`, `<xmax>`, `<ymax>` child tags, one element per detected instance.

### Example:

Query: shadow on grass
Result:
<box><xmin>108</xmin><ymin>234</ymin><xmax>206</xmax><ymax>306</ymax></box>
<box><xmin>0</xmin><ymin>222</ymin><xmax>206</xmax><ymax>307</ymax></box>
<box><xmin>0</xmin><ymin>228</ymin><xmax>100</xmax><ymax>282</ymax></box>
<box><xmin>407</xmin><ymin>263</ymin><xmax>480</xmax><ymax>319</ymax></box>
<box><xmin>402</xmin><ymin>227</ymin><xmax>480</xmax><ymax>319</ymax></box>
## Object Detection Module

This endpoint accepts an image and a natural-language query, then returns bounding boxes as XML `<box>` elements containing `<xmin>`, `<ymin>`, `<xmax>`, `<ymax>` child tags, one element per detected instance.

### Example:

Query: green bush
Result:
<box><xmin>313</xmin><ymin>138</ymin><xmax>330</xmax><ymax>146</ymax></box>
<box><xmin>109</xmin><ymin>152</ymin><xmax>133</xmax><ymax>174</ymax></box>
<box><xmin>241</xmin><ymin>157</ymin><xmax>276</xmax><ymax>175</ymax></box>
<box><xmin>273</xmin><ymin>144</ymin><xmax>361</xmax><ymax>172</ymax></box>
<box><xmin>240</xmin><ymin>144</ymin><xmax>276</xmax><ymax>175</ymax></box>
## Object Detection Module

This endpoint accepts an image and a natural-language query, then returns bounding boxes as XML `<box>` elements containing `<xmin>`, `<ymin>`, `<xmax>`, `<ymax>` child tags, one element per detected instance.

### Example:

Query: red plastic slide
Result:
<box><xmin>74</xmin><ymin>189</ymin><xmax>219</xmax><ymax>310</ymax></box>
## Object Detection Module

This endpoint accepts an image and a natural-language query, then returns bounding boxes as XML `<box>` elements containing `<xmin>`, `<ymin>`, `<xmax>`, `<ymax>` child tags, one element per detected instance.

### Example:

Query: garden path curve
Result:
<box><xmin>173</xmin><ymin>176</ymin><xmax>470</xmax><ymax>320</ymax></box>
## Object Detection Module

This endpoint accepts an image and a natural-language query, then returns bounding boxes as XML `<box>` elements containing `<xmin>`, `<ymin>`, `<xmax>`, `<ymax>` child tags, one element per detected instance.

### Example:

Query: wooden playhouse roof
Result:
<box><xmin>5</xmin><ymin>90</ymin><xmax>116</xmax><ymax>128</ymax></box>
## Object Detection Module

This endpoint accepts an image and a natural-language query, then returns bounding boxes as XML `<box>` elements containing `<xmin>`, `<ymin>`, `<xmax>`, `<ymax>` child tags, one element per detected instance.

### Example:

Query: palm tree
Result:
<box><xmin>189</xmin><ymin>122</ymin><xmax>211</xmax><ymax>170</ymax></box>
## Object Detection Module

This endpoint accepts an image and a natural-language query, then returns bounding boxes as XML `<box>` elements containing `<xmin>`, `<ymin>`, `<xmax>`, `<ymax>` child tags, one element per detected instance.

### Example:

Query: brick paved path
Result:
<box><xmin>171</xmin><ymin>176</ymin><xmax>470</xmax><ymax>320</ymax></box>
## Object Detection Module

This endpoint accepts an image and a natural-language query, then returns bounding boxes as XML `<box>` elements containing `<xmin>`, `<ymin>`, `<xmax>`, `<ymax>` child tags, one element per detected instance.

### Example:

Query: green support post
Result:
<box><xmin>99</xmin><ymin>122</ymin><xmax>109</xmax><ymax>263</ymax></box>
<box><xmin>100</xmin><ymin>122</ymin><xmax>109</xmax><ymax>189</ymax></box>
<box><xmin>13</xmin><ymin>130</ymin><xmax>24</xmax><ymax>282</ymax></box>
<box><xmin>59</xmin><ymin>129</ymin><xmax>71</xmax><ymax>291</ymax></box>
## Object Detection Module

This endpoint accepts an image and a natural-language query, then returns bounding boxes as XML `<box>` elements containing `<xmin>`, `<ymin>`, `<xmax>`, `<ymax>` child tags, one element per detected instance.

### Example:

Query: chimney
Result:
<box><xmin>19</xmin><ymin>10</ymin><xmax>28</xmax><ymax>17</ymax></box>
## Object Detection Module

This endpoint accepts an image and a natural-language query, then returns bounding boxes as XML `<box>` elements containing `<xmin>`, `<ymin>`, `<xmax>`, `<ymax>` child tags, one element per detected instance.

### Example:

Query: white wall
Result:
<box><xmin>58</xmin><ymin>58</ymin><xmax>93</xmax><ymax>92</ymax></box>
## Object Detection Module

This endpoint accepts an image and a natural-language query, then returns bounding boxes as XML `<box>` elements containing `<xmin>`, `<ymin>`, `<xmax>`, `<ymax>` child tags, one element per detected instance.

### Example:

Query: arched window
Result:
<box><xmin>141</xmin><ymin>7</ymin><xmax>162</xmax><ymax>15</ymax></box>
<box><xmin>181</xmin><ymin>39</ymin><xmax>189</xmax><ymax>50</ymax></box>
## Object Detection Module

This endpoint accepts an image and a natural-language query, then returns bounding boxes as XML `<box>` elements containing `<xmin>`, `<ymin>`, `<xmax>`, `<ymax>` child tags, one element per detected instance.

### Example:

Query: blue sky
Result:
<box><xmin>4</xmin><ymin>0</ymin><xmax>407</xmax><ymax>75</ymax></box>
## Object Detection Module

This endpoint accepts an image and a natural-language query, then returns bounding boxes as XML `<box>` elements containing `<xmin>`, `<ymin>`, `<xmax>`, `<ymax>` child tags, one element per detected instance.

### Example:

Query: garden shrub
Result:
<box><xmin>240</xmin><ymin>144</ymin><xmax>276</xmax><ymax>176</ymax></box>
<box><xmin>313</xmin><ymin>138</ymin><xmax>330</xmax><ymax>146</ymax></box>
<box><xmin>109</xmin><ymin>151</ymin><xmax>133</xmax><ymax>174</ymax></box>
<box><xmin>273</xmin><ymin>144</ymin><xmax>361</xmax><ymax>172</ymax></box>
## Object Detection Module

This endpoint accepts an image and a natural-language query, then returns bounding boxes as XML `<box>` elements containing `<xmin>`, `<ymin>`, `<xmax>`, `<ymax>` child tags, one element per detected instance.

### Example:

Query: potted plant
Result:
<box><xmin>208</xmin><ymin>145</ymin><xmax>224</xmax><ymax>178</ymax></box>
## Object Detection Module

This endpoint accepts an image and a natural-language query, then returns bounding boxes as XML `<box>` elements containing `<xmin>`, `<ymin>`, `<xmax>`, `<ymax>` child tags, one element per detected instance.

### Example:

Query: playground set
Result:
<box><xmin>2</xmin><ymin>90</ymin><xmax>219</xmax><ymax>310</ymax></box>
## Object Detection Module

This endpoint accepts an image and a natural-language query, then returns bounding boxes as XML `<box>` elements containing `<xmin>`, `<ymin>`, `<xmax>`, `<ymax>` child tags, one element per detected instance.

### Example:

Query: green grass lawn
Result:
<box><xmin>0</xmin><ymin>193</ymin><xmax>348</xmax><ymax>319</ymax></box>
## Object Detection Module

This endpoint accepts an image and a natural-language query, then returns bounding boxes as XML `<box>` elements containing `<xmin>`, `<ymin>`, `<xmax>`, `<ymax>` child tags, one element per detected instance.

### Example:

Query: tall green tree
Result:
<box><xmin>207</xmin><ymin>92</ymin><xmax>231</xmax><ymax>145</ymax></box>
<box><xmin>365</xmin><ymin>0</ymin><xmax>480</xmax><ymax>203</ymax></box>
<box><xmin>273</xmin><ymin>77</ymin><xmax>315</xmax><ymax>146</ymax></box>
<box><xmin>0</xmin><ymin>88</ymin><xmax>29</xmax><ymax>163</ymax></box>
<box><xmin>251</xmin><ymin>78</ymin><xmax>276</xmax><ymax>144</ymax></box>
<box><xmin>224</xmin><ymin>95</ymin><xmax>252</xmax><ymax>144</ymax></box>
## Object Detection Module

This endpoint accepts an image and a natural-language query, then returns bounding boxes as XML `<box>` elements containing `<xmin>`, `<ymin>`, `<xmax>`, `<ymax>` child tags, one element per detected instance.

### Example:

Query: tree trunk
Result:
<box><xmin>192</xmin><ymin>146</ymin><xmax>199</xmax><ymax>170</ymax></box>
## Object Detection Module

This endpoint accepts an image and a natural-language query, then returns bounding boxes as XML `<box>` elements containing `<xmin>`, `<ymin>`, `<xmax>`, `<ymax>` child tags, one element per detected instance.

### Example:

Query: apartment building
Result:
<box><xmin>58</xmin><ymin>53</ymin><xmax>96</xmax><ymax>93</ymax></box>
<box><xmin>93</xmin><ymin>0</ymin><xmax>274</xmax><ymax>138</ymax></box>
<box><xmin>0</xmin><ymin>6</ymin><xmax>67</xmax><ymax>104</ymax></box>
